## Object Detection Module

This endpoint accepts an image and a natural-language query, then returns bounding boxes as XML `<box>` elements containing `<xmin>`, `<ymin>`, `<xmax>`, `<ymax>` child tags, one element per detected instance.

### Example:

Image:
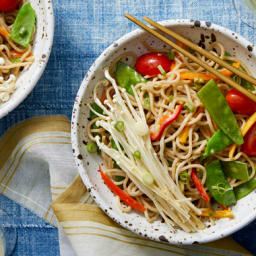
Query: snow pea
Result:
<box><xmin>206</xmin><ymin>160</ymin><xmax>237</xmax><ymax>206</ymax></box>
<box><xmin>221</xmin><ymin>161</ymin><xmax>249</xmax><ymax>181</ymax></box>
<box><xmin>10</xmin><ymin>2</ymin><xmax>36</xmax><ymax>48</ymax></box>
<box><xmin>197</xmin><ymin>79</ymin><xmax>243</xmax><ymax>145</ymax></box>
<box><xmin>115</xmin><ymin>62</ymin><xmax>147</xmax><ymax>96</ymax></box>
<box><xmin>234</xmin><ymin>173</ymin><xmax>256</xmax><ymax>200</ymax></box>
<box><xmin>203</xmin><ymin>130</ymin><xmax>232</xmax><ymax>158</ymax></box>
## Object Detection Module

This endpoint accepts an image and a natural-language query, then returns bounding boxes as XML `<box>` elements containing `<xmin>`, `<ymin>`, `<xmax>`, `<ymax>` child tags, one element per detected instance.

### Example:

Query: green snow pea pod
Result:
<box><xmin>115</xmin><ymin>62</ymin><xmax>147</xmax><ymax>96</ymax></box>
<box><xmin>234</xmin><ymin>172</ymin><xmax>256</xmax><ymax>200</ymax></box>
<box><xmin>203</xmin><ymin>130</ymin><xmax>232</xmax><ymax>158</ymax></box>
<box><xmin>10</xmin><ymin>2</ymin><xmax>36</xmax><ymax>48</ymax></box>
<box><xmin>206</xmin><ymin>160</ymin><xmax>236</xmax><ymax>206</ymax></box>
<box><xmin>221</xmin><ymin>161</ymin><xmax>249</xmax><ymax>181</ymax></box>
<box><xmin>197</xmin><ymin>79</ymin><xmax>243</xmax><ymax>145</ymax></box>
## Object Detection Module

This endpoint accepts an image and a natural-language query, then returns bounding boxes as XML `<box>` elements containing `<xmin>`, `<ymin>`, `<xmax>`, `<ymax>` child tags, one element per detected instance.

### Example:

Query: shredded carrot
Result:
<box><xmin>179</xmin><ymin>126</ymin><xmax>190</xmax><ymax>144</ymax></box>
<box><xmin>100</xmin><ymin>91</ymin><xmax>107</xmax><ymax>104</ymax></box>
<box><xmin>170</xmin><ymin>60</ymin><xmax>176</xmax><ymax>71</ymax></box>
<box><xmin>232</xmin><ymin>62</ymin><xmax>240</xmax><ymax>69</ymax></box>
<box><xmin>221</xmin><ymin>69</ymin><xmax>233</xmax><ymax>77</ymax></box>
<box><xmin>201</xmin><ymin>209</ymin><xmax>234</xmax><ymax>218</ymax></box>
<box><xmin>179</xmin><ymin>106</ymin><xmax>204</xmax><ymax>144</ymax></box>
<box><xmin>10</xmin><ymin>50</ymin><xmax>33</xmax><ymax>58</ymax></box>
<box><xmin>180</xmin><ymin>71</ymin><xmax>216</xmax><ymax>81</ymax></box>
<box><xmin>176</xmin><ymin>40</ymin><xmax>186</xmax><ymax>49</ymax></box>
<box><xmin>180</xmin><ymin>69</ymin><xmax>233</xmax><ymax>82</ymax></box>
<box><xmin>229</xmin><ymin>112</ymin><xmax>256</xmax><ymax>159</ymax></box>
<box><xmin>0</xmin><ymin>27</ymin><xmax>9</xmax><ymax>38</ymax></box>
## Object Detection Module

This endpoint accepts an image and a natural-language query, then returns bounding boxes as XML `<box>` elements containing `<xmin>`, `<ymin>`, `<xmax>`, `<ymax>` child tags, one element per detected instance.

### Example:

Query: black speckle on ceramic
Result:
<box><xmin>159</xmin><ymin>235</ymin><xmax>168</xmax><ymax>242</ymax></box>
<box><xmin>247</xmin><ymin>45</ymin><xmax>253</xmax><ymax>52</ymax></box>
<box><xmin>205</xmin><ymin>21</ymin><xmax>211</xmax><ymax>27</ymax></box>
<box><xmin>77</xmin><ymin>154</ymin><xmax>83</xmax><ymax>160</ymax></box>
<box><xmin>194</xmin><ymin>20</ymin><xmax>201</xmax><ymax>27</ymax></box>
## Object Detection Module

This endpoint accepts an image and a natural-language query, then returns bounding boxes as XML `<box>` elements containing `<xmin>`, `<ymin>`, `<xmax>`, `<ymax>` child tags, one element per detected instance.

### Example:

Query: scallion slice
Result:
<box><xmin>114</xmin><ymin>121</ymin><xmax>125</xmax><ymax>132</ymax></box>
<box><xmin>157</xmin><ymin>65</ymin><xmax>166</xmax><ymax>75</ymax></box>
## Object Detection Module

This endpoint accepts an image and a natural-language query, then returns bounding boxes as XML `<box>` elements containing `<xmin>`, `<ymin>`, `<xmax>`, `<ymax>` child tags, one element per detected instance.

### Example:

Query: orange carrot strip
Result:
<box><xmin>0</xmin><ymin>27</ymin><xmax>9</xmax><ymax>38</ymax></box>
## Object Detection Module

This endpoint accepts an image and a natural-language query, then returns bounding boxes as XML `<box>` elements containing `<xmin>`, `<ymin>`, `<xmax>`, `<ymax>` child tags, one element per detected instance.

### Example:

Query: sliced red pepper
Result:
<box><xmin>150</xmin><ymin>104</ymin><xmax>183</xmax><ymax>141</ymax></box>
<box><xmin>99</xmin><ymin>166</ymin><xmax>146</xmax><ymax>212</ymax></box>
<box><xmin>191</xmin><ymin>169</ymin><xmax>210</xmax><ymax>203</ymax></box>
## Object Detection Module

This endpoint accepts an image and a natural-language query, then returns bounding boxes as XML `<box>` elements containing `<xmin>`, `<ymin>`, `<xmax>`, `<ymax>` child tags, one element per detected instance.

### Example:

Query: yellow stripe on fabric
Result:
<box><xmin>51</xmin><ymin>186</ymin><xmax>67</xmax><ymax>189</ymax></box>
<box><xmin>53</xmin><ymin>203</ymin><xmax>121</xmax><ymax>228</ymax></box>
<box><xmin>44</xmin><ymin>205</ymin><xmax>52</xmax><ymax>221</ymax></box>
<box><xmin>52</xmin><ymin>175</ymin><xmax>87</xmax><ymax>205</ymax></box>
<box><xmin>0</xmin><ymin>115</ymin><xmax>70</xmax><ymax>170</ymax></box>
<box><xmin>1</xmin><ymin>141</ymin><xmax>71</xmax><ymax>193</ymax></box>
<box><xmin>66</xmin><ymin>232</ymin><xmax>208</xmax><ymax>256</ymax></box>
<box><xmin>63</xmin><ymin>225</ymin><xmax>229</xmax><ymax>256</ymax></box>
<box><xmin>205</xmin><ymin>237</ymin><xmax>252</xmax><ymax>255</ymax></box>
<box><xmin>0</xmin><ymin>135</ymin><xmax>70</xmax><ymax>185</ymax></box>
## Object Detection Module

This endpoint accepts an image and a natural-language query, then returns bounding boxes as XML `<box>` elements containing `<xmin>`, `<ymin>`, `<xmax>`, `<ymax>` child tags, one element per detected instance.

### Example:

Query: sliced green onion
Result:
<box><xmin>184</xmin><ymin>102</ymin><xmax>195</xmax><ymax>113</ymax></box>
<box><xmin>86</xmin><ymin>141</ymin><xmax>98</xmax><ymax>153</ymax></box>
<box><xmin>114</xmin><ymin>121</ymin><xmax>125</xmax><ymax>132</ymax></box>
<box><xmin>198</xmin><ymin>78</ymin><xmax>205</xmax><ymax>84</ymax></box>
<box><xmin>194</xmin><ymin>77</ymin><xmax>199</xmax><ymax>83</ymax></box>
<box><xmin>10</xmin><ymin>58</ymin><xmax>21</xmax><ymax>63</ymax></box>
<box><xmin>168</xmin><ymin>50</ymin><xmax>175</xmax><ymax>60</ymax></box>
<box><xmin>179</xmin><ymin>171</ymin><xmax>189</xmax><ymax>184</ymax></box>
<box><xmin>144</xmin><ymin>97</ymin><xmax>150</xmax><ymax>110</ymax></box>
<box><xmin>142</xmin><ymin>172</ymin><xmax>154</xmax><ymax>185</ymax></box>
<box><xmin>169</xmin><ymin>95</ymin><xmax>173</xmax><ymax>101</ymax></box>
<box><xmin>157</xmin><ymin>65</ymin><xmax>166</xmax><ymax>75</ymax></box>
<box><xmin>133</xmin><ymin>150</ymin><xmax>141</xmax><ymax>160</ymax></box>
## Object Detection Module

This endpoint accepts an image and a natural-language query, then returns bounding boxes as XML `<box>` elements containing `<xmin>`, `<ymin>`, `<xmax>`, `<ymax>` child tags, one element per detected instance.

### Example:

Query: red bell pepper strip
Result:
<box><xmin>150</xmin><ymin>104</ymin><xmax>183</xmax><ymax>141</ymax></box>
<box><xmin>99</xmin><ymin>166</ymin><xmax>146</xmax><ymax>212</ymax></box>
<box><xmin>191</xmin><ymin>169</ymin><xmax>210</xmax><ymax>203</ymax></box>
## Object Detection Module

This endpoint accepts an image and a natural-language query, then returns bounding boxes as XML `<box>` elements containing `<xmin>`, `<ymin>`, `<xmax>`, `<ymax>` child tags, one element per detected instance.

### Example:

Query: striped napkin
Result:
<box><xmin>0</xmin><ymin>115</ymin><xmax>252</xmax><ymax>256</ymax></box>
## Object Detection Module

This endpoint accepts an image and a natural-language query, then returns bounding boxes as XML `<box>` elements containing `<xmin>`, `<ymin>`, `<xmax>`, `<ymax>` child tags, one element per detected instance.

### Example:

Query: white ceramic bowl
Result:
<box><xmin>71</xmin><ymin>19</ymin><xmax>256</xmax><ymax>244</ymax></box>
<box><xmin>0</xmin><ymin>0</ymin><xmax>54</xmax><ymax>118</ymax></box>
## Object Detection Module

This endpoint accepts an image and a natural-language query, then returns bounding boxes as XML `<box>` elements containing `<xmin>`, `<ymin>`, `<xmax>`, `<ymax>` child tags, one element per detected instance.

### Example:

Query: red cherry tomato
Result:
<box><xmin>241</xmin><ymin>122</ymin><xmax>256</xmax><ymax>156</ymax></box>
<box><xmin>135</xmin><ymin>52</ymin><xmax>172</xmax><ymax>76</ymax></box>
<box><xmin>0</xmin><ymin>0</ymin><xmax>19</xmax><ymax>12</ymax></box>
<box><xmin>226</xmin><ymin>89</ymin><xmax>256</xmax><ymax>115</ymax></box>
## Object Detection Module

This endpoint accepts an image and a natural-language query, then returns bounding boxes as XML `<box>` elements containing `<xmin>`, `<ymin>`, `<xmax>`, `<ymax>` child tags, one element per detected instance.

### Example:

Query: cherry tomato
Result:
<box><xmin>241</xmin><ymin>122</ymin><xmax>256</xmax><ymax>156</ymax></box>
<box><xmin>135</xmin><ymin>52</ymin><xmax>172</xmax><ymax>76</ymax></box>
<box><xmin>0</xmin><ymin>0</ymin><xmax>19</xmax><ymax>12</ymax></box>
<box><xmin>226</xmin><ymin>89</ymin><xmax>256</xmax><ymax>115</ymax></box>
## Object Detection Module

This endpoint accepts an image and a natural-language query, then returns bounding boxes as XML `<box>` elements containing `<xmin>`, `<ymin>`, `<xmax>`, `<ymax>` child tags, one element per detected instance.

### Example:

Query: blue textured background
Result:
<box><xmin>1</xmin><ymin>0</ymin><xmax>256</xmax><ymax>254</ymax></box>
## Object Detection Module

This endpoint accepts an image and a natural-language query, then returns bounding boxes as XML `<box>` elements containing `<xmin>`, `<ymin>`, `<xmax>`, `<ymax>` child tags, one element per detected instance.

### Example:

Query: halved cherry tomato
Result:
<box><xmin>241</xmin><ymin>122</ymin><xmax>256</xmax><ymax>156</ymax></box>
<box><xmin>0</xmin><ymin>0</ymin><xmax>19</xmax><ymax>12</ymax></box>
<box><xmin>226</xmin><ymin>89</ymin><xmax>256</xmax><ymax>115</ymax></box>
<box><xmin>135</xmin><ymin>52</ymin><xmax>172</xmax><ymax>76</ymax></box>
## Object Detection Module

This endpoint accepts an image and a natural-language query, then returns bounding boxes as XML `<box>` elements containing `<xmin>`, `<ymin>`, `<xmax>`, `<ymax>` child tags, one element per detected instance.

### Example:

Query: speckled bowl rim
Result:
<box><xmin>71</xmin><ymin>19</ymin><xmax>256</xmax><ymax>245</ymax></box>
<box><xmin>0</xmin><ymin>0</ymin><xmax>54</xmax><ymax>119</ymax></box>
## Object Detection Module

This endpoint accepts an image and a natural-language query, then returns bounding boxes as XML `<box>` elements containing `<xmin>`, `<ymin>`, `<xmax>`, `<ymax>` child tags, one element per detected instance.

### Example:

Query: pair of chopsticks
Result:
<box><xmin>125</xmin><ymin>14</ymin><xmax>256</xmax><ymax>102</ymax></box>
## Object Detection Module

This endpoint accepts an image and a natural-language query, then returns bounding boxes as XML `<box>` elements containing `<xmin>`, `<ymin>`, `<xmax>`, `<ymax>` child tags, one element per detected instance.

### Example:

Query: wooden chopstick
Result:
<box><xmin>144</xmin><ymin>16</ymin><xmax>256</xmax><ymax>86</ymax></box>
<box><xmin>125</xmin><ymin>14</ymin><xmax>256</xmax><ymax>103</ymax></box>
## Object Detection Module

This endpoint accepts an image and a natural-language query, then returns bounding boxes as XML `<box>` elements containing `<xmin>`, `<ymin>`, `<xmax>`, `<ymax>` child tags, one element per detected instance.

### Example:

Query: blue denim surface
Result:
<box><xmin>0</xmin><ymin>0</ymin><xmax>256</xmax><ymax>254</ymax></box>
